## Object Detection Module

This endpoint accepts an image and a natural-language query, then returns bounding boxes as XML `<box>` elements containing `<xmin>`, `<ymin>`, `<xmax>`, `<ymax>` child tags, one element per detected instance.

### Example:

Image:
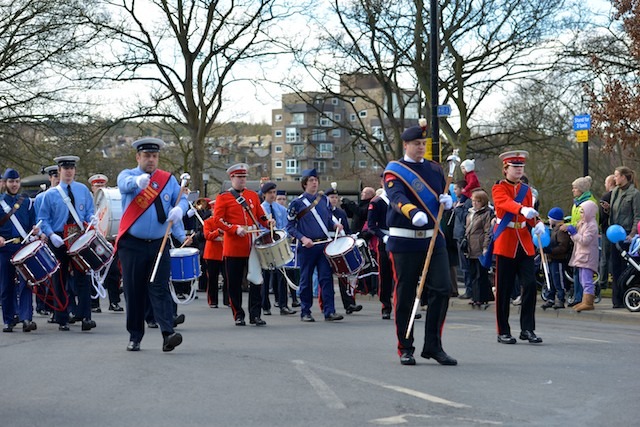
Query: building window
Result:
<box><xmin>290</xmin><ymin>113</ymin><xmax>304</xmax><ymax>125</ymax></box>
<box><xmin>331</xmin><ymin>98</ymin><xmax>339</xmax><ymax>105</ymax></box>
<box><xmin>313</xmin><ymin>161</ymin><xmax>326</xmax><ymax>174</ymax></box>
<box><xmin>331</xmin><ymin>129</ymin><xmax>341</xmax><ymax>138</ymax></box>
<box><xmin>274</xmin><ymin>114</ymin><xmax>283</xmax><ymax>122</ymax></box>
<box><xmin>334</xmin><ymin>113</ymin><xmax>341</xmax><ymax>121</ymax></box>
<box><xmin>358</xmin><ymin>160</ymin><xmax>367</xmax><ymax>168</ymax></box>
<box><xmin>372</xmin><ymin>126</ymin><xmax>384</xmax><ymax>141</ymax></box>
<box><xmin>292</xmin><ymin>145</ymin><xmax>305</xmax><ymax>157</ymax></box>
<box><xmin>274</xmin><ymin>130</ymin><xmax>283</xmax><ymax>138</ymax></box>
<box><xmin>274</xmin><ymin>145</ymin><xmax>283</xmax><ymax>153</ymax></box>
<box><xmin>332</xmin><ymin>161</ymin><xmax>340</xmax><ymax>169</ymax></box>
<box><xmin>349</xmin><ymin>113</ymin><xmax>356</xmax><ymax>122</ymax></box>
<box><xmin>318</xmin><ymin>143</ymin><xmax>333</xmax><ymax>158</ymax></box>
<box><xmin>350</xmin><ymin>97</ymin><xmax>356</xmax><ymax>102</ymax></box>
<box><xmin>286</xmin><ymin>127</ymin><xmax>300</xmax><ymax>143</ymax></box>
<box><xmin>358</xmin><ymin>143</ymin><xmax>367</xmax><ymax>152</ymax></box>
<box><xmin>358</xmin><ymin>110</ymin><xmax>367</xmax><ymax>118</ymax></box>
<box><xmin>319</xmin><ymin>112</ymin><xmax>333</xmax><ymax>127</ymax></box>
<box><xmin>311</xmin><ymin>130</ymin><xmax>327</xmax><ymax>141</ymax></box>
<box><xmin>275</xmin><ymin>161</ymin><xmax>283</xmax><ymax>168</ymax></box>
<box><xmin>275</xmin><ymin>177</ymin><xmax>283</xmax><ymax>182</ymax></box>
<box><xmin>286</xmin><ymin>159</ymin><xmax>299</xmax><ymax>175</ymax></box>
<box><xmin>384</xmin><ymin>143</ymin><xmax>392</xmax><ymax>152</ymax></box>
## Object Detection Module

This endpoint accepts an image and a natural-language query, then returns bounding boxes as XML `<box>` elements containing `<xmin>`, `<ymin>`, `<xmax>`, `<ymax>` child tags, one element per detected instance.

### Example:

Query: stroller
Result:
<box><xmin>614</xmin><ymin>236</ymin><xmax>640</xmax><ymax>312</ymax></box>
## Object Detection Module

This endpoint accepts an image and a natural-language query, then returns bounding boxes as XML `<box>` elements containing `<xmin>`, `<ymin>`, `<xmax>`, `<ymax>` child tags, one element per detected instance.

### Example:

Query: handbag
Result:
<box><xmin>478</xmin><ymin>184</ymin><xmax>529</xmax><ymax>268</ymax></box>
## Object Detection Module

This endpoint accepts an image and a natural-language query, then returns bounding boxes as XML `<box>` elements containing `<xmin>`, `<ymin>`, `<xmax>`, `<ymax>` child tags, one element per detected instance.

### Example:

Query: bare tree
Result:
<box><xmin>85</xmin><ymin>0</ymin><xmax>304</xmax><ymax>192</ymax></box>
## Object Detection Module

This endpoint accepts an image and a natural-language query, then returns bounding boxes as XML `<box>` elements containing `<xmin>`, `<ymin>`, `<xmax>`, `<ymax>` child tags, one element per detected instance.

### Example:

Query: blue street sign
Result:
<box><xmin>573</xmin><ymin>114</ymin><xmax>591</xmax><ymax>131</ymax></box>
<box><xmin>437</xmin><ymin>104</ymin><xmax>451</xmax><ymax>117</ymax></box>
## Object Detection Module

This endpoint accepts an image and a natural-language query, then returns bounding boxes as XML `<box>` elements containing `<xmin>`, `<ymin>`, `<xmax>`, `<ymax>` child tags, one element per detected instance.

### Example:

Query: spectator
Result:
<box><xmin>566</xmin><ymin>201</ymin><xmax>600</xmax><ymax>312</ymax></box>
<box><xmin>464</xmin><ymin>189</ymin><xmax>494</xmax><ymax>308</ymax></box>
<box><xmin>452</xmin><ymin>180</ymin><xmax>473</xmax><ymax>299</ymax></box>
<box><xmin>460</xmin><ymin>159</ymin><xmax>481</xmax><ymax>200</ymax></box>
<box><xmin>599</xmin><ymin>174</ymin><xmax>616</xmax><ymax>290</ymax></box>
<box><xmin>541</xmin><ymin>207</ymin><xmax>572</xmax><ymax>310</ymax></box>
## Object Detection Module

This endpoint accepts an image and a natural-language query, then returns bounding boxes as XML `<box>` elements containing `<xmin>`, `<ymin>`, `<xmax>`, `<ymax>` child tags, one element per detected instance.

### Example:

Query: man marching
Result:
<box><xmin>116</xmin><ymin>138</ymin><xmax>189</xmax><ymax>352</ymax></box>
<box><xmin>383</xmin><ymin>122</ymin><xmax>456</xmax><ymax>366</ymax></box>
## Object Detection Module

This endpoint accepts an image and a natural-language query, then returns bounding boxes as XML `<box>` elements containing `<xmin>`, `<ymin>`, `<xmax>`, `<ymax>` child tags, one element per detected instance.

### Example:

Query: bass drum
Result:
<box><xmin>94</xmin><ymin>187</ymin><xmax>122</xmax><ymax>240</ymax></box>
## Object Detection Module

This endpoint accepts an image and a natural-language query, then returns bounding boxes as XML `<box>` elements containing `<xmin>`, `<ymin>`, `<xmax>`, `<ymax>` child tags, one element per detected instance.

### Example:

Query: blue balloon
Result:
<box><xmin>449</xmin><ymin>183</ymin><xmax>457</xmax><ymax>203</ymax></box>
<box><xmin>532</xmin><ymin>227</ymin><xmax>551</xmax><ymax>248</ymax></box>
<box><xmin>606</xmin><ymin>224</ymin><xmax>627</xmax><ymax>244</ymax></box>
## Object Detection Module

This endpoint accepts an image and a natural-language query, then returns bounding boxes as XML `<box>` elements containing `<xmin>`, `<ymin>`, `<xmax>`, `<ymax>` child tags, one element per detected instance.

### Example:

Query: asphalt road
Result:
<box><xmin>1</xmin><ymin>288</ymin><xmax>638</xmax><ymax>427</ymax></box>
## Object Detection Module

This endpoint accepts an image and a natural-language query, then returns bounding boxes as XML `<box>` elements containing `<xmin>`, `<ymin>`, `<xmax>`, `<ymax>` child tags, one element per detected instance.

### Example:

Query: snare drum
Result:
<box><xmin>356</xmin><ymin>238</ymin><xmax>379</xmax><ymax>278</ymax></box>
<box><xmin>94</xmin><ymin>187</ymin><xmax>122</xmax><ymax>239</ymax></box>
<box><xmin>254</xmin><ymin>230</ymin><xmax>294</xmax><ymax>270</ymax></box>
<box><xmin>170</xmin><ymin>248</ymin><xmax>201</xmax><ymax>282</ymax></box>
<box><xmin>68</xmin><ymin>230</ymin><xmax>115</xmax><ymax>272</ymax></box>
<box><xmin>324</xmin><ymin>236</ymin><xmax>364</xmax><ymax>277</ymax></box>
<box><xmin>283</xmin><ymin>244</ymin><xmax>299</xmax><ymax>269</ymax></box>
<box><xmin>10</xmin><ymin>240</ymin><xmax>60</xmax><ymax>284</ymax></box>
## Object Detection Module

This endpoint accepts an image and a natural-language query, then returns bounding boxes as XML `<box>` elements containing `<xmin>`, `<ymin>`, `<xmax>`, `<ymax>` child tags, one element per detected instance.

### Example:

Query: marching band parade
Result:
<box><xmin>0</xmin><ymin>128</ymin><xmax>637</xmax><ymax>367</ymax></box>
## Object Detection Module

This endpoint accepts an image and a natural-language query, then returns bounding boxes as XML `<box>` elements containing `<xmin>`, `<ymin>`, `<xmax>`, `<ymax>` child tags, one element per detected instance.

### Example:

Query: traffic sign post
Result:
<box><xmin>574</xmin><ymin>114</ymin><xmax>590</xmax><ymax>176</ymax></box>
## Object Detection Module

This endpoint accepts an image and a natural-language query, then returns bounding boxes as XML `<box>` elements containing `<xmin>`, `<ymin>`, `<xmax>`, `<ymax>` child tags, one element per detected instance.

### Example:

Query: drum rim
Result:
<box><xmin>68</xmin><ymin>229</ymin><xmax>98</xmax><ymax>253</ymax></box>
<box><xmin>324</xmin><ymin>235</ymin><xmax>355</xmax><ymax>256</ymax></box>
<box><xmin>170</xmin><ymin>247</ymin><xmax>200</xmax><ymax>256</ymax></box>
<box><xmin>11</xmin><ymin>240</ymin><xmax>43</xmax><ymax>262</ymax></box>
<box><xmin>255</xmin><ymin>229</ymin><xmax>287</xmax><ymax>248</ymax></box>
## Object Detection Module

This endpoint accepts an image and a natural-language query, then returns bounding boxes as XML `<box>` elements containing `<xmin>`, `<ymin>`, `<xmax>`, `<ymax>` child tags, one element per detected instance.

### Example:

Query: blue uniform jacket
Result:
<box><xmin>261</xmin><ymin>200</ymin><xmax>288</xmax><ymax>230</ymax></box>
<box><xmin>0</xmin><ymin>193</ymin><xmax>36</xmax><ymax>252</ymax></box>
<box><xmin>37</xmin><ymin>181</ymin><xmax>94</xmax><ymax>237</ymax></box>
<box><xmin>384</xmin><ymin>158</ymin><xmax>446</xmax><ymax>253</ymax></box>
<box><xmin>286</xmin><ymin>192</ymin><xmax>338</xmax><ymax>242</ymax></box>
<box><xmin>117</xmin><ymin>167</ymin><xmax>189</xmax><ymax>240</ymax></box>
<box><xmin>330</xmin><ymin>206</ymin><xmax>351</xmax><ymax>235</ymax></box>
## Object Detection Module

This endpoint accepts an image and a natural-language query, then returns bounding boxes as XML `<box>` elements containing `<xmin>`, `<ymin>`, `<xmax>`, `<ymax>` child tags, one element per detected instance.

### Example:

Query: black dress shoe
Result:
<box><xmin>263</xmin><ymin>309</ymin><xmax>272</xmax><ymax>316</ymax></box>
<box><xmin>235</xmin><ymin>318</ymin><xmax>246</xmax><ymax>326</ymax></box>
<box><xmin>414</xmin><ymin>313</ymin><xmax>422</xmax><ymax>320</ymax></box>
<box><xmin>147</xmin><ymin>321</ymin><xmax>158</xmax><ymax>328</ymax></box>
<box><xmin>345</xmin><ymin>304</ymin><xmax>363</xmax><ymax>314</ymax></box>
<box><xmin>81</xmin><ymin>319</ymin><xmax>96</xmax><ymax>331</ymax></box>
<box><xmin>519</xmin><ymin>330</ymin><xmax>543</xmax><ymax>343</ymax></box>
<box><xmin>292</xmin><ymin>301</ymin><xmax>301</xmax><ymax>307</ymax></box>
<box><xmin>300</xmin><ymin>314</ymin><xmax>315</xmax><ymax>322</ymax></box>
<box><xmin>250</xmin><ymin>318</ymin><xmax>267</xmax><ymax>326</ymax></box>
<box><xmin>497</xmin><ymin>334</ymin><xmax>517</xmax><ymax>344</ymax></box>
<box><xmin>22</xmin><ymin>321</ymin><xmax>37</xmax><ymax>332</ymax></box>
<box><xmin>109</xmin><ymin>303</ymin><xmax>124</xmax><ymax>312</ymax></box>
<box><xmin>126</xmin><ymin>341</ymin><xmax>141</xmax><ymax>352</ymax></box>
<box><xmin>280</xmin><ymin>307</ymin><xmax>297</xmax><ymax>315</ymax></box>
<box><xmin>421</xmin><ymin>350</ymin><xmax>458</xmax><ymax>366</ymax></box>
<box><xmin>400</xmin><ymin>352</ymin><xmax>416</xmax><ymax>366</ymax></box>
<box><xmin>173</xmin><ymin>313</ymin><xmax>185</xmax><ymax>327</ymax></box>
<box><xmin>325</xmin><ymin>313</ymin><xmax>344</xmax><ymax>321</ymax></box>
<box><xmin>91</xmin><ymin>307</ymin><xmax>102</xmax><ymax>313</ymax></box>
<box><xmin>162</xmin><ymin>332</ymin><xmax>183</xmax><ymax>352</ymax></box>
<box><xmin>381</xmin><ymin>311</ymin><xmax>391</xmax><ymax>320</ymax></box>
<box><xmin>3</xmin><ymin>324</ymin><xmax>13</xmax><ymax>332</ymax></box>
<box><xmin>58</xmin><ymin>324</ymin><xmax>70</xmax><ymax>331</ymax></box>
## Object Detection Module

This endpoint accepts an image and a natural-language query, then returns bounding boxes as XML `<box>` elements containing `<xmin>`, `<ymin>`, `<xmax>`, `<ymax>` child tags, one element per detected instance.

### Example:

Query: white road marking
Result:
<box><xmin>292</xmin><ymin>360</ymin><xmax>346</xmax><ymax>409</ymax></box>
<box><xmin>569</xmin><ymin>336</ymin><xmax>611</xmax><ymax>343</ymax></box>
<box><xmin>311</xmin><ymin>362</ymin><xmax>470</xmax><ymax>408</ymax></box>
<box><xmin>370</xmin><ymin>414</ymin><xmax>502</xmax><ymax>425</ymax></box>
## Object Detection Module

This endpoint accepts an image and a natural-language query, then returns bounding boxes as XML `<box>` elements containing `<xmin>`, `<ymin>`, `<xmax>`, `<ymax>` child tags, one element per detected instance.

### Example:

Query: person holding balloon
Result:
<box><xmin>565</xmin><ymin>200</ymin><xmax>600</xmax><ymax>312</ymax></box>
<box><xmin>540</xmin><ymin>207</ymin><xmax>572</xmax><ymax>310</ymax></box>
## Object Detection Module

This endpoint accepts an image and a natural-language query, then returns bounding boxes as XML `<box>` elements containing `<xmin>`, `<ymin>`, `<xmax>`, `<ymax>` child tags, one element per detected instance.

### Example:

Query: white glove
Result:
<box><xmin>186</xmin><ymin>208</ymin><xmax>196</xmax><ymax>218</ymax></box>
<box><xmin>412</xmin><ymin>211</ymin><xmax>429</xmax><ymax>227</ymax></box>
<box><xmin>136</xmin><ymin>173</ymin><xmax>151</xmax><ymax>189</ymax></box>
<box><xmin>383</xmin><ymin>235</ymin><xmax>389</xmax><ymax>244</ymax></box>
<box><xmin>89</xmin><ymin>214</ymin><xmax>99</xmax><ymax>227</ymax></box>
<box><xmin>439</xmin><ymin>194</ymin><xmax>453</xmax><ymax>210</ymax></box>
<box><xmin>520</xmin><ymin>206</ymin><xmax>538</xmax><ymax>219</ymax></box>
<box><xmin>533</xmin><ymin>221</ymin><xmax>546</xmax><ymax>236</ymax></box>
<box><xmin>50</xmin><ymin>234</ymin><xmax>65</xmax><ymax>248</ymax></box>
<box><xmin>167</xmin><ymin>206</ymin><xmax>183</xmax><ymax>223</ymax></box>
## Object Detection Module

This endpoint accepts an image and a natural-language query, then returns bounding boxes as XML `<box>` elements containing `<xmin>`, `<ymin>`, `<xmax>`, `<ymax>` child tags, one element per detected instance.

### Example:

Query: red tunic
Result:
<box><xmin>211</xmin><ymin>189</ymin><xmax>268</xmax><ymax>258</ymax></box>
<box><xmin>203</xmin><ymin>216</ymin><xmax>223</xmax><ymax>261</ymax></box>
<box><xmin>491</xmin><ymin>180</ymin><xmax>536</xmax><ymax>258</ymax></box>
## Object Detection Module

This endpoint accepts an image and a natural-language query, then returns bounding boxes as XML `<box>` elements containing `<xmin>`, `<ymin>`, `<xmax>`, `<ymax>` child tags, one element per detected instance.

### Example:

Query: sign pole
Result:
<box><xmin>583</xmin><ymin>139</ymin><xmax>589</xmax><ymax>177</ymax></box>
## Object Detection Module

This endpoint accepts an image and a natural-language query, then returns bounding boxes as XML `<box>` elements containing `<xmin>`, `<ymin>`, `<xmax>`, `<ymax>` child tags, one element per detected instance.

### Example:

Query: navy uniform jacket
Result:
<box><xmin>367</xmin><ymin>194</ymin><xmax>389</xmax><ymax>240</ymax></box>
<box><xmin>38</xmin><ymin>181</ymin><xmax>94</xmax><ymax>237</ymax></box>
<box><xmin>0</xmin><ymin>193</ymin><xmax>36</xmax><ymax>252</ymax></box>
<box><xmin>286</xmin><ymin>193</ymin><xmax>338</xmax><ymax>242</ymax></box>
<box><xmin>384</xmin><ymin>158</ymin><xmax>446</xmax><ymax>253</ymax></box>
<box><xmin>330</xmin><ymin>206</ymin><xmax>351</xmax><ymax>235</ymax></box>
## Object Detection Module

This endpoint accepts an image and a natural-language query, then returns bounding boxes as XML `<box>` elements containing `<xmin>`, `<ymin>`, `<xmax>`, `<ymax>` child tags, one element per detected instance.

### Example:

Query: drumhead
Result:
<box><xmin>94</xmin><ymin>187</ymin><xmax>123</xmax><ymax>238</ymax></box>
<box><xmin>255</xmin><ymin>229</ymin><xmax>286</xmax><ymax>247</ymax></box>
<box><xmin>325</xmin><ymin>236</ymin><xmax>355</xmax><ymax>256</ymax></box>
<box><xmin>12</xmin><ymin>240</ymin><xmax>42</xmax><ymax>262</ymax></box>
<box><xmin>69</xmin><ymin>230</ymin><xmax>97</xmax><ymax>253</ymax></box>
<box><xmin>170</xmin><ymin>247</ymin><xmax>199</xmax><ymax>258</ymax></box>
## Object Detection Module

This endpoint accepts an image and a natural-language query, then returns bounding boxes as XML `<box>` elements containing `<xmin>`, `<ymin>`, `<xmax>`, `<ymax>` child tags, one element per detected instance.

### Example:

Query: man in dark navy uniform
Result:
<box><xmin>367</xmin><ymin>175</ymin><xmax>393</xmax><ymax>319</ymax></box>
<box><xmin>286</xmin><ymin>169</ymin><xmax>344</xmax><ymax>322</ymax></box>
<box><xmin>117</xmin><ymin>138</ymin><xmax>189</xmax><ymax>352</ymax></box>
<box><xmin>384</xmin><ymin>122</ymin><xmax>457</xmax><ymax>366</ymax></box>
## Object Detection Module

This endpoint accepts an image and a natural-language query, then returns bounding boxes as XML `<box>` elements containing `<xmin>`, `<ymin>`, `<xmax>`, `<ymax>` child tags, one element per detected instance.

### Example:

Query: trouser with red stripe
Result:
<box><xmin>377</xmin><ymin>240</ymin><xmax>393</xmax><ymax>314</ymax></box>
<box><xmin>495</xmin><ymin>247</ymin><xmax>536</xmax><ymax>336</ymax></box>
<box><xmin>389</xmin><ymin>247</ymin><xmax>451</xmax><ymax>356</ymax></box>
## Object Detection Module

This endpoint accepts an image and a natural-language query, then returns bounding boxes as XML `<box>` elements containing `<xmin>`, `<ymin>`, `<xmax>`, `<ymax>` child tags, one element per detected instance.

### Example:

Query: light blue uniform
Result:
<box><xmin>38</xmin><ymin>181</ymin><xmax>94</xmax><ymax>236</ymax></box>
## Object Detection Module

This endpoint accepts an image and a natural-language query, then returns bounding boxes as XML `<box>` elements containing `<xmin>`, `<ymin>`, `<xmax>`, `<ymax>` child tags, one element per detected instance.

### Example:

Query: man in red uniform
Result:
<box><xmin>492</xmin><ymin>150</ymin><xmax>546</xmax><ymax>344</ymax></box>
<box><xmin>211</xmin><ymin>163</ymin><xmax>274</xmax><ymax>326</ymax></box>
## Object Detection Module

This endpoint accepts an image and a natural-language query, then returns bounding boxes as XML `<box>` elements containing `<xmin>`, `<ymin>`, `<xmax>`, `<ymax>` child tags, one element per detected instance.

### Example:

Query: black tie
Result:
<box><xmin>269</xmin><ymin>203</ymin><xmax>274</xmax><ymax>218</ymax></box>
<box><xmin>67</xmin><ymin>184</ymin><xmax>76</xmax><ymax>224</ymax></box>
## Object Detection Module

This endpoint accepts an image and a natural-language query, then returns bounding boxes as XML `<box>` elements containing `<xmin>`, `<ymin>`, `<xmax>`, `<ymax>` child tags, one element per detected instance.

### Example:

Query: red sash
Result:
<box><xmin>115</xmin><ymin>169</ymin><xmax>171</xmax><ymax>247</ymax></box>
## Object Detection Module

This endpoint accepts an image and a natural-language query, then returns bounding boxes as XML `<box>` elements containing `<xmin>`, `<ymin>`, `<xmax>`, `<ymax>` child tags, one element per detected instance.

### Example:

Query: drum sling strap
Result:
<box><xmin>56</xmin><ymin>184</ymin><xmax>85</xmax><ymax>232</ymax></box>
<box><xmin>0</xmin><ymin>196</ymin><xmax>28</xmax><ymax>238</ymax></box>
<box><xmin>229</xmin><ymin>188</ymin><xmax>261</xmax><ymax>227</ymax></box>
<box><xmin>115</xmin><ymin>169</ymin><xmax>171</xmax><ymax>247</ymax></box>
<box><xmin>229</xmin><ymin>188</ymin><xmax>264</xmax><ymax>285</ymax></box>
<box><xmin>300</xmin><ymin>196</ymin><xmax>332</xmax><ymax>239</ymax></box>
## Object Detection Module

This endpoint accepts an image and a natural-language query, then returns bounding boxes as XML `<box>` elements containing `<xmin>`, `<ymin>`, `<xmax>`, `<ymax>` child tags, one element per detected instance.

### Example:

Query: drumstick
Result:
<box><xmin>150</xmin><ymin>174</ymin><xmax>189</xmax><ymax>283</ymax></box>
<box><xmin>20</xmin><ymin>220</ymin><xmax>43</xmax><ymax>244</ymax></box>
<box><xmin>188</xmin><ymin>200</ymin><xmax>205</xmax><ymax>226</ymax></box>
<box><xmin>5</xmin><ymin>237</ymin><xmax>21</xmax><ymax>244</ymax></box>
<box><xmin>333</xmin><ymin>219</ymin><xmax>341</xmax><ymax>243</ymax></box>
<box><xmin>269</xmin><ymin>214</ymin><xmax>274</xmax><ymax>240</ymax></box>
<box><xmin>311</xmin><ymin>239</ymin><xmax>331</xmax><ymax>245</ymax></box>
<box><xmin>62</xmin><ymin>232</ymin><xmax>78</xmax><ymax>242</ymax></box>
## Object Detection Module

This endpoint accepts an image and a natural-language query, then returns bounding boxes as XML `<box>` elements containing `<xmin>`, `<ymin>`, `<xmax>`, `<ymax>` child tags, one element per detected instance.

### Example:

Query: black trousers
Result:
<box><xmin>50</xmin><ymin>243</ymin><xmax>90</xmax><ymax>325</ymax></box>
<box><xmin>205</xmin><ymin>259</ymin><xmax>225</xmax><ymax>306</ymax></box>
<box><xmin>495</xmin><ymin>247</ymin><xmax>536</xmax><ymax>335</ymax></box>
<box><xmin>468</xmin><ymin>258</ymin><xmax>491</xmax><ymax>303</ymax></box>
<box><xmin>118</xmin><ymin>234</ymin><xmax>175</xmax><ymax>343</ymax></box>
<box><xmin>224</xmin><ymin>256</ymin><xmax>261</xmax><ymax>321</ymax></box>
<box><xmin>389</xmin><ymin>247</ymin><xmax>451</xmax><ymax>355</ymax></box>
<box><xmin>377</xmin><ymin>240</ymin><xmax>393</xmax><ymax>313</ymax></box>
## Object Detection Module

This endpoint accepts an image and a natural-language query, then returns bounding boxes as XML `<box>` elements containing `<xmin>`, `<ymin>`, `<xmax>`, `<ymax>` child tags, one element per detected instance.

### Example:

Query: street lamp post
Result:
<box><xmin>202</xmin><ymin>172</ymin><xmax>209</xmax><ymax>197</ymax></box>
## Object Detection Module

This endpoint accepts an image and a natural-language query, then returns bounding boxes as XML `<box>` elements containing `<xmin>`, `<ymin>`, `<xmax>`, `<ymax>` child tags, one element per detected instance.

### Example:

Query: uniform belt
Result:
<box><xmin>125</xmin><ymin>233</ymin><xmax>162</xmax><ymax>243</ymax></box>
<box><xmin>496</xmin><ymin>218</ymin><xmax>527</xmax><ymax>229</ymax></box>
<box><xmin>380</xmin><ymin>229</ymin><xmax>389</xmax><ymax>235</ymax></box>
<box><xmin>389</xmin><ymin>227</ymin><xmax>434</xmax><ymax>239</ymax></box>
<box><xmin>312</xmin><ymin>238</ymin><xmax>329</xmax><ymax>242</ymax></box>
